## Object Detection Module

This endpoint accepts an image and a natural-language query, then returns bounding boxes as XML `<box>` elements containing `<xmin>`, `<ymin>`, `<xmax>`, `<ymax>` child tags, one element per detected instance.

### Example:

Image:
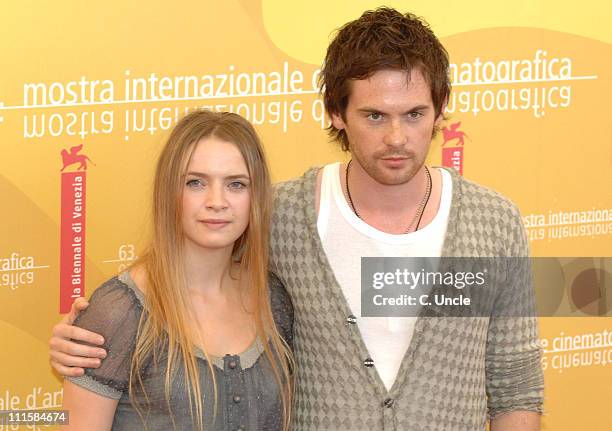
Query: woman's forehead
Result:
<box><xmin>186</xmin><ymin>136</ymin><xmax>248</xmax><ymax>175</ymax></box>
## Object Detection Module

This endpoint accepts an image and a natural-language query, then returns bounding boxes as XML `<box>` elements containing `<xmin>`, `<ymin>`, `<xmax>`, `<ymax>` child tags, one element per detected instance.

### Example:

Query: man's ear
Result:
<box><xmin>434</xmin><ymin>98</ymin><xmax>448</xmax><ymax>127</ymax></box>
<box><xmin>330</xmin><ymin>112</ymin><xmax>346</xmax><ymax>130</ymax></box>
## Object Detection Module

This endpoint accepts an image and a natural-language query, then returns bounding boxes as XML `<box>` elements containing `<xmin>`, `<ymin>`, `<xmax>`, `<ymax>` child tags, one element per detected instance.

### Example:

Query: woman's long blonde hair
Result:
<box><xmin>129</xmin><ymin>110</ymin><xmax>293</xmax><ymax>430</ymax></box>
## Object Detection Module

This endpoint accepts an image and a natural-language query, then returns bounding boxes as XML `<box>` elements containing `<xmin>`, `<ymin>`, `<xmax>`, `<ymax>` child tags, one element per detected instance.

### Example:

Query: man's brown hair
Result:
<box><xmin>320</xmin><ymin>7</ymin><xmax>451</xmax><ymax>151</ymax></box>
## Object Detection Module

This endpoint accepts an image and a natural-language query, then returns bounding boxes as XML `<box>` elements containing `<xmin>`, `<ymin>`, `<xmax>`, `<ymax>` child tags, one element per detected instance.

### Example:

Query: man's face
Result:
<box><xmin>331</xmin><ymin>68</ymin><xmax>444</xmax><ymax>185</ymax></box>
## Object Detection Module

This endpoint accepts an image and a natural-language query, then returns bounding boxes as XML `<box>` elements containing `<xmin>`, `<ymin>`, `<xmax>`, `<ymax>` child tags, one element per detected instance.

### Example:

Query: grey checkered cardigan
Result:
<box><xmin>270</xmin><ymin>167</ymin><xmax>544</xmax><ymax>430</ymax></box>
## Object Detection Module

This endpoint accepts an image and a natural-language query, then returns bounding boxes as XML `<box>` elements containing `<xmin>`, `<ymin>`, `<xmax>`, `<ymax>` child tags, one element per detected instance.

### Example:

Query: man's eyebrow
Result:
<box><xmin>404</xmin><ymin>105</ymin><xmax>431</xmax><ymax>112</ymax></box>
<box><xmin>356</xmin><ymin>107</ymin><xmax>383</xmax><ymax>113</ymax></box>
<box><xmin>356</xmin><ymin>105</ymin><xmax>431</xmax><ymax>113</ymax></box>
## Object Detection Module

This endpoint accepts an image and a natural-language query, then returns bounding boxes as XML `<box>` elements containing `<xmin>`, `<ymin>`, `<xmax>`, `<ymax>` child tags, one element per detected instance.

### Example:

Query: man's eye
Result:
<box><xmin>408</xmin><ymin>111</ymin><xmax>424</xmax><ymax>120</ymax></box>
<box><xmin>368</xmin><ymin>113</ymin><xmax>383</xmax><ymax>121</ymax></box>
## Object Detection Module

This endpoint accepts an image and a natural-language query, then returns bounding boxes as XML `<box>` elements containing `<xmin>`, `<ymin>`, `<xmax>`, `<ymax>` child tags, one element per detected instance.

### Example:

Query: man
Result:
<box><xmin>50</xmin><ymin>8</ymin><xmax>543</xmax><ymax>430</ymax></box>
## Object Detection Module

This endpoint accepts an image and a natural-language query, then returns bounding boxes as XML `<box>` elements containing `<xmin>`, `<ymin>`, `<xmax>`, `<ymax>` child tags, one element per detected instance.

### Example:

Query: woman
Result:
<box><xmin>60</xmin><ymin>110</ymin><xmax>294</xmax><ymax>430</ymax></box>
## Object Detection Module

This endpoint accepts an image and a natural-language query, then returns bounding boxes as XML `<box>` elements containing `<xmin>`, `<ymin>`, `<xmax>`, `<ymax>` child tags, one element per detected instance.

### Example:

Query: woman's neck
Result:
<box><xmin>183</xmin><ymin>241</ymin><xmax>238</xmax><ymax>298</ymax></box>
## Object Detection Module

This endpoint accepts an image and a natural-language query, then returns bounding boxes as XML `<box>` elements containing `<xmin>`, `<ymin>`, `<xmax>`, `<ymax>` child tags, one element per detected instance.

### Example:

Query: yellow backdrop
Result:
<box><xmin>1</xmin><ymin>1</ymin><xmax>610</xmax><ymax>429</ymax></box>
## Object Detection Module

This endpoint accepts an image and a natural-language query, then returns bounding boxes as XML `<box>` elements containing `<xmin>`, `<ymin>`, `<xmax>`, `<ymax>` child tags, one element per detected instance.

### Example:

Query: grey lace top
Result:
<box><xmin>67</xmin><ymin>272</ymin><xmax>293</xmax><ymax>430</ymax></box>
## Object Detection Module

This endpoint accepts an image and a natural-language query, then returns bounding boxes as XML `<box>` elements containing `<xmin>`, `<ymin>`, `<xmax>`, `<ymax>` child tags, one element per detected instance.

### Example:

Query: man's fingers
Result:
<box><xmin>73</xmin><ymin>297</ymin><xmax>89</xmax><ymax>311</ymax></box>
<box><xmin>49</xmin><ymin>350</ymin><xmax>102</xmax><ymax>369</ymax></box>
<box><xmin>50</xmin><ymin>360</ymin><xmax>85</xmax><ymax>378</ymax></box>
<box><xmin>66</xmin><ymin>297</ymin><xmax>89</xmax><ymax>324</ymax></box>
<box><xmin>51</xmin><ymin>323</ymin><xmax>104</xmax><ymax>346</ymax></box>
<box><xmin>49</xmin><ymin>337</ymin><xmax>106</xmax><ymax>359</ymax></box>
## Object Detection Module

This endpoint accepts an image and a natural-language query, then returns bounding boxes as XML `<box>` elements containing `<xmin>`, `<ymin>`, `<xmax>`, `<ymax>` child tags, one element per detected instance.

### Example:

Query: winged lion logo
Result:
<box><xmin>60</xmin><ymin>145</ymin><xmax>95</xmax><ymax>171</ymax></box>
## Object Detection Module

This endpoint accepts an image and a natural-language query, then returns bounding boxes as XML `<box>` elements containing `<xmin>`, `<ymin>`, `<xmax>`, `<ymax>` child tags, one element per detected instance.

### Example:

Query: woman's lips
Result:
<box><xmin>199</xmin><ymin>219</ymin><xmax>231</xmax><ymax>229</ymax></box>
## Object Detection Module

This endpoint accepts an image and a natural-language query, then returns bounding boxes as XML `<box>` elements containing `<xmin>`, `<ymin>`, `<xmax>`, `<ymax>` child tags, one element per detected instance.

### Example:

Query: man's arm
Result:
<box><xmin>62</xmin><ymin>380</ymin><xmax>118</xmax><ymax>430</ymax></box>
<box><xmin>50</xmin><ymin>298</ymin><xmax>107</xmax><ymax>377</ymax></box>
<box><xmin>490</xmin><ymin>411</ymin><xmax>541</xmax><ymax>431</ymax></box>
<box><xmin>486</xmin><ymin>203</ymin><xmax>544</xmax><ymax>428</ymax></box>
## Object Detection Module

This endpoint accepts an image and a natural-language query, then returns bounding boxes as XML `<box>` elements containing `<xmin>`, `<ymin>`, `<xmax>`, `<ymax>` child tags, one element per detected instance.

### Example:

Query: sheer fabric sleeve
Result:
<box><xmin>269</xmin><ymin>272</ymin><xmax>294</xmax><ymax>351</ymax></box>
<box><xmin>66</xmin><ymin>276</ymin><xmax>144</xmax><ymax>399</ymax></box>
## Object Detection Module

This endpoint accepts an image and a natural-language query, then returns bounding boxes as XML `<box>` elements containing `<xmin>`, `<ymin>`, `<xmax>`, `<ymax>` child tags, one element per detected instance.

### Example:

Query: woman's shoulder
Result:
<box><xmin>89</xmin><ymin>272</ymin><xmax>143</xmax><ymax>306</ymax></box>
<box><xmin>75</xmin><ymin>270</ymin><xmax>145</xmax><ymax>333</ymax></box>
<box><xmin>267</xmin><ymin>272</ymin><xmax>292</xmax><ymax>316</ymax></box>
<box><xmin>68</xmin><ymin>271</ymin><xmax>147</xmax><ymax>397</ymax></box>
<box><xmin>267</xmin><ymin>272</ymin><xmax>293</xmax><ymax>347</ymax></box>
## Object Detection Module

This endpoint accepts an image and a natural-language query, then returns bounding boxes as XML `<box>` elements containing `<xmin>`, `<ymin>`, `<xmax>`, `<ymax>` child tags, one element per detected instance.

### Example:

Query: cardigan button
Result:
<box><xmin>346</xmin><ymin>315</ymin><xmax>357</xmax><ymax>325</ymax></box>
<box><xmin>233</xmin><ymin>395</ymin><xmax>242</xmax><ymax>403</ymax></box>
<box><xmin>228</xmin><ymin>360</ymin><xmax>237</xmax><ymax>369</ymax></box>
<box><xmin>383</xmin><ymin>398</ymin><xmax>394</xmax><ymax>408</ymax></box>
<box><xmin>364</xmin><ymin>357</ymin><xmax>374</xmax><ymax>367</ymax></box>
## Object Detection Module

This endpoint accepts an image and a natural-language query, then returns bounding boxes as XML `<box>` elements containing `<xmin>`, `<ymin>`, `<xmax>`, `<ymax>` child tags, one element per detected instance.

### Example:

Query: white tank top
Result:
<box><xmin>317</xmin><ymin>163</ymin><xmax>453</xmax><ymax>390</ymax></box>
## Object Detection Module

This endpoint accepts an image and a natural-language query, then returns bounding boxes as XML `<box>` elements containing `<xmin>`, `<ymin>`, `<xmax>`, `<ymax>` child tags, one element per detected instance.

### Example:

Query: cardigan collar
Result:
<box><xmin>294</xmin><ymin>165</ymin><xmax>466</xmax><ymax>397</ymax></box>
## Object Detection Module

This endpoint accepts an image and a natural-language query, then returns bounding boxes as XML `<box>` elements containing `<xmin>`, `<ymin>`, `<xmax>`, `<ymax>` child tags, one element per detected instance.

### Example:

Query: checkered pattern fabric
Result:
<box><xmin>270</xmin><ymin>167</ymin><xmax>544</xmax><ymax>430</ymax></box>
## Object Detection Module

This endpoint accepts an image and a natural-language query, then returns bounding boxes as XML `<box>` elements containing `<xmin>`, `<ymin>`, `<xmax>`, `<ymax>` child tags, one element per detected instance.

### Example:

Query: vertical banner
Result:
<box><xmin>59</xmin><ymin>146</ymin><xmax>89</xmax><ymax>313</ymax></box>
<box><xmin>0</xmin><ymin>2</ymin><xmax>610</xmax><ymax>430</ymax></box>
<box><xmin>441</xmin><ymin>121</ymin><xmax>466</xmax><ymax>175</ymax></box>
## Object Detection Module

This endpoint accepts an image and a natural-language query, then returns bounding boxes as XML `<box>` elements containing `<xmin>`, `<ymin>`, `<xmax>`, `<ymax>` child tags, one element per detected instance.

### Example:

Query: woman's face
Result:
<box><xmin>181</xmin><ymin>136</ymin><xmax>251</xmax><ymax>254</ymax></box>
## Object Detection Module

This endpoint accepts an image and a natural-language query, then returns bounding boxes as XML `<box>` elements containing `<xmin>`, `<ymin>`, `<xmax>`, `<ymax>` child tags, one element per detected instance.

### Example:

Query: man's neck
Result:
<box><xmin>315</xmin><ymin>162</ymin><xmax>443</xmax><ymax>235</ymax></box>
<box><xmin>347</xmin><ymin>161</ymin><xmax>429</xmax><ymax>213</ymax></box>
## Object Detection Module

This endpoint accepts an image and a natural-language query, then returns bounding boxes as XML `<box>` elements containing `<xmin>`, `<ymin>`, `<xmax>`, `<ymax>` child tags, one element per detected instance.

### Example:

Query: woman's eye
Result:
<box><xmin>186</xmin><ymin>178</ymin><xmax>204</xmax><ymax>188</ymax></box>
<box><xmin>228</xmin><ymin>181</ymin><xmax>247</xmax><ymax>190</ymax></box>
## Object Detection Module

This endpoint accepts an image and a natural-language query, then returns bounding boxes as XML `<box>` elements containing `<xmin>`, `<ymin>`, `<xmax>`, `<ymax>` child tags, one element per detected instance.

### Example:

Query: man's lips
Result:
<box><xmin>380</xmin><ymin>156</ymin><xmax>409</xmax><ymax>167</ymax></box>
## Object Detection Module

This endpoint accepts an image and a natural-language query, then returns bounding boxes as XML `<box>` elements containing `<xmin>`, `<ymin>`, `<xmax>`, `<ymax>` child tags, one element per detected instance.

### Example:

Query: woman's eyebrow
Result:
<box><xmin>186</xmin><ymin>171</ymin><xmax>250</xmax><ymax>180</ymax></box>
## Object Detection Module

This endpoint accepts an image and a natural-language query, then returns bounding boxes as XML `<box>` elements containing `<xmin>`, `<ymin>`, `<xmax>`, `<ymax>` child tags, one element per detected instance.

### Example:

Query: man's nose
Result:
<box><xmin>383</xmin><ymin>119</ymin><xmax>406</xmax><ymax>146</ymax></box>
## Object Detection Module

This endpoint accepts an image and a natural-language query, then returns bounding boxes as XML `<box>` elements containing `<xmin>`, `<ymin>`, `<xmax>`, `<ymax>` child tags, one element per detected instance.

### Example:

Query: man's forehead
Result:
<box><xmin>349</xmin><ymin>68</ymin><xmax>429</xmax><ymax>88</ymax></box>
<box><xmin>347</xmin><ymin>68</ymin><xmax>433</xmax><ymax>106</ymax></box>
